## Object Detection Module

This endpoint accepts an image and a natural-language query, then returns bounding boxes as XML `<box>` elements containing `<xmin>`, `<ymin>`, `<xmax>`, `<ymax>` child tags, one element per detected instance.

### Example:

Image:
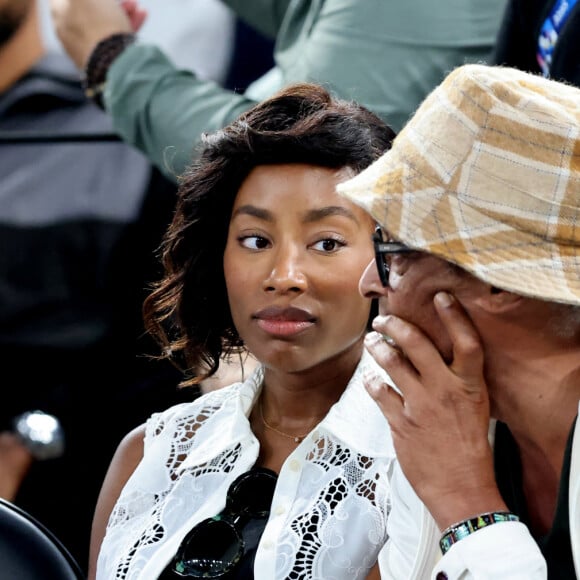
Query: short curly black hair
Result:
<box><xmin>143</xmin><ymin>82</ymin><xmax>395</xmax><ymax>386</ymax></box>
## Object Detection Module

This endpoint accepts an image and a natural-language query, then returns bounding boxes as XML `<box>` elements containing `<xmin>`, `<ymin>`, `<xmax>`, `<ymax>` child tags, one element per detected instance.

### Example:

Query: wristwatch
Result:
<box><xmin>12</xmin><ymin>410</ymin><xmax>65</xmax><ymax>460</ymax></box>
<box><xmin>82</xmin><ymin>32</ymin><xmax>136</xmax><ymax>109</ymax></box>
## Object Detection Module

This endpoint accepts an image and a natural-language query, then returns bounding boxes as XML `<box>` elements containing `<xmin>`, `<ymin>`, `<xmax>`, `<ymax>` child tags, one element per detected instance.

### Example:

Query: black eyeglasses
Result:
<box><xmin>168</xmin><ymin>467</ymin><xmax>278</xmax><ymax>578</ymax></box>
<box><xmin>372</xmin><ymin>227</ymin><xmax>415</xmax><ymax>287</ymax></box>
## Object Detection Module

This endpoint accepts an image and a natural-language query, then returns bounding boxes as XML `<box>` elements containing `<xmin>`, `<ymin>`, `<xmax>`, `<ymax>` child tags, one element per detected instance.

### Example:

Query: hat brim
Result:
<box><xmin>338</xmin><ymin>141</ymin><xmax>580</xmax><ymax>306</ymax></box>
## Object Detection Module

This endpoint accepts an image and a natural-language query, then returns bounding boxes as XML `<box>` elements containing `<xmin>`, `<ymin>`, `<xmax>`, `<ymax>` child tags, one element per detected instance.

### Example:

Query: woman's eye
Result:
<box><xmin>239</xmin><ymin>235</ymin><xmax>270</xmax><ymax>250</ymax></box>
<box><xmin>312</xmin><ymin>238</ymin><xmax>345</xmax><ymax>253</ymax></box>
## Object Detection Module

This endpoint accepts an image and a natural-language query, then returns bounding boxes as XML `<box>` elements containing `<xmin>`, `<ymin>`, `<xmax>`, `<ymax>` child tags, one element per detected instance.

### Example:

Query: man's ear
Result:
<box><xmin>473</xmin><ymin>284</ymin><xmax>524</xmax><ymax>314</ymax></box>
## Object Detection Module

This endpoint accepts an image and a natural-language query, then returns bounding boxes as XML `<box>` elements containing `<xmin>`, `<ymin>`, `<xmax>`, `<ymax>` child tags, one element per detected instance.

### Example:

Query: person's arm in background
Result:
<box><xmin>87</xmin><ymin>424</ymin><xmax>145</xmax><ymax>580</ymax></box>
<box><xmin>0</xmin><ymin>433</ymin><xmax>32</xmax><ymax>501</ymax></box>
<box><xmin>51</xmin><ymin>0</ymin><xmax>508</xmax><ymax>185</ymax></box>
<box><xmin>49</xmin><ymin>0</ymin><xmax>278</xmax><ymax>181</ymax></box>
<box><xmin>220</xmin><ymin>0</ymin><xmax>291</xmax><ymax>39</ymax></box>
<box><xmin>105</xmin><ymin>43</ymin><xmax>259</xmax><ymax>181</ymax></box>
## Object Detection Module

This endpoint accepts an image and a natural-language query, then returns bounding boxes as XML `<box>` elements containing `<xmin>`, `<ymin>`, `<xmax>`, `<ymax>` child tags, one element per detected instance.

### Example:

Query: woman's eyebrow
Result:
<box><xmin>231</xmin><ymin>205</ymin><xmax>272</xmax><ymax>221</ymax></box>
<box><xmin>231</xmin><ymin>205</ymin><xmax>358</xmax><ymax>224</ymax></box>
<box><xmin>304</xmin><ymin>206</ymin><xmax>359</xmax><ymax>224</ymax></box>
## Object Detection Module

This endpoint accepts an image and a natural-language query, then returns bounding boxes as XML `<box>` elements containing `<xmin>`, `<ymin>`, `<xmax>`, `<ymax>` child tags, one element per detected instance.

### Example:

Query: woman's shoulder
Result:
<box><xmin>146</xmin><ymin>383</ymin><xmax>239</xmax><ymax>423</ymax></box>
<box><xmin>144</xmin><ymin>368</ymin><xmax>264</xmax><ymax>435</ymax></box>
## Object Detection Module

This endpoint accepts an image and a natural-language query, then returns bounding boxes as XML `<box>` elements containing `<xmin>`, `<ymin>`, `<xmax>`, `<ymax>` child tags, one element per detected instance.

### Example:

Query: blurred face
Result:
<box><xmin>0</xmin><ymin>0</ymin><xmax>31</xmax><ymax>47</ymax></box>
<box><xmin>359</xmin><ymin>229</ymin><xmax>481</xmax><ymax>360</ymax></box>
<box><xmin>224</xmin><ymin>163</ymin><xmax>375</xmax><ymax>374</ymax></box>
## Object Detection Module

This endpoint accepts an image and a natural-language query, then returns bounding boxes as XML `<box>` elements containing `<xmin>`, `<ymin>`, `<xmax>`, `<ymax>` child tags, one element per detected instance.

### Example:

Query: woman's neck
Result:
<box><xmin>259</xmin><ymin>341</ymin><xmax>364</xmax><ymax>419</ymax></box>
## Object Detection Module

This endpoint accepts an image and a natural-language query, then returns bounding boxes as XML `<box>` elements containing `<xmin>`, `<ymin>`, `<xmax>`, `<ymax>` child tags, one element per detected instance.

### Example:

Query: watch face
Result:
<box><xmin>13</xmin><ymin>411</ymin><xmax>65</xmax><ymax>460</ymax></box>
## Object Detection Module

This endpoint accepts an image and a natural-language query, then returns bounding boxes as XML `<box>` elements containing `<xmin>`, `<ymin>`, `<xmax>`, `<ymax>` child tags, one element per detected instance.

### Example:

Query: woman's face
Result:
<box><xmin>224</xmin><ymin>163</ymin><xmax>375</xmax><ymax>374</ymax></box>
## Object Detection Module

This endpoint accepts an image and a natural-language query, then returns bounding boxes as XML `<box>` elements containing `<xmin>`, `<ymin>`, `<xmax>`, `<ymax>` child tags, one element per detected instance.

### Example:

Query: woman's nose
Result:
<box><xmin>263</xmin><ymin>248</ymin><xmax>307</xmax><ymax>293</ymax></box>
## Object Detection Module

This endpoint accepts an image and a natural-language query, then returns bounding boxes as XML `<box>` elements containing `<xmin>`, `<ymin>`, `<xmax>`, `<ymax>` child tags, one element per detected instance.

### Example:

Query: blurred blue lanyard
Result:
<box><xmin>536</xmin><ymin>0</ymin><xmax>578</xmax><ymax>76</ymax></box>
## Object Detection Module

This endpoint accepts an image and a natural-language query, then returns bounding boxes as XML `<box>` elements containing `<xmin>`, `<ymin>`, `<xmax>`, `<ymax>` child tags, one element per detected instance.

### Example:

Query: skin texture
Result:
<box><xmin>87</xmin><ymin>163</ymin><xmax>377</xmax><ymax>579</ymax></box>
<box><xmin>358</xmin><ymin>242</ymin><xmax>580</xmax><ymax>533</ymax></box>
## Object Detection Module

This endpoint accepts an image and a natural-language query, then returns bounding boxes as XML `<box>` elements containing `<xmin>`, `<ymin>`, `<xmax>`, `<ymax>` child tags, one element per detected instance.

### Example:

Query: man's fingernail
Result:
<box><xmin>365</xmin><ymin>331</ymin><xmax>382</xmax><ymax>345</ymax></box>
<box><xmin>435</xmin><ymin>291</ymin><xmax>453</xmax><ymax>307</ymax></box>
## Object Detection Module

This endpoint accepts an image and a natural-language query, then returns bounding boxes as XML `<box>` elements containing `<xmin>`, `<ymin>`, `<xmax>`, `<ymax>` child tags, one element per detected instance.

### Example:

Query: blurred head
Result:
<box><xmin>0</xmin><ymin>0</ymin><xmax>32</xmax><ymax>47</ymax></box>
<box><xmin>143</xmin><ymin>82</ymin><xmax>395</xmax><ymax>385</ymax></box>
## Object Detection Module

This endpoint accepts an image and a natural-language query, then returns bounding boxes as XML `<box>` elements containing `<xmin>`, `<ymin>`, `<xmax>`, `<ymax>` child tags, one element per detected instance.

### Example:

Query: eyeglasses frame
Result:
<box><xmin>372</xmin><ymin>228</ymin><xmax>415</xmax><ymax>287</ymax></box>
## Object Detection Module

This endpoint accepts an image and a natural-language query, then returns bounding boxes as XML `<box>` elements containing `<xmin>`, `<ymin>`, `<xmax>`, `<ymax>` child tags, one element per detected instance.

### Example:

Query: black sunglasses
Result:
<box><xmin>372</xmin><ymin>227</ymin><xmax>415</xmax><ymax>287</ymax></box>
<box><xmin>168</xmin><ymin>467</ymin><xmax>278</xmax><ymax>578</ymax></box>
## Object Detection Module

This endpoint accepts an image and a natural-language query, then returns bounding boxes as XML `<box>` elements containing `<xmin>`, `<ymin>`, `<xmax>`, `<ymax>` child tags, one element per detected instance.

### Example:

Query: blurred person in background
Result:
<box><xmin>49</xmin><ymin>0</ymin><xmax>508</xmax><ymax>183</ymax></box>
<box><xmin>0</xmin><ymin>0</ymin><xmax>195</xmax><ymax>571</ymax></box>
<box><xmin>492</xmin><ymin>0</ymin><xmax>580</xmax><ymax>86</ymax></box>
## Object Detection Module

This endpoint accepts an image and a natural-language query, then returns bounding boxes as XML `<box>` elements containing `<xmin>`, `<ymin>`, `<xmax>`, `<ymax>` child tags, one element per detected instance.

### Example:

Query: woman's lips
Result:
<box><xmin>256</xmin><ymin>318</ymin><xmax>315</xmax><ymax>337</ymax></box>
<box><xmin>254</xmin><ymin>306</ymin><xmax>316</xmax><ymax>337</ymax></box>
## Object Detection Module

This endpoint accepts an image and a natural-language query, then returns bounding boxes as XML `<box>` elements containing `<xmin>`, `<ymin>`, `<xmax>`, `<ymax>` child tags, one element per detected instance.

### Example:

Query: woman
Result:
<box><xmin>89</xmin><ymin>83</ymin><xmax>397</xmax><ymax>579</ymax></box>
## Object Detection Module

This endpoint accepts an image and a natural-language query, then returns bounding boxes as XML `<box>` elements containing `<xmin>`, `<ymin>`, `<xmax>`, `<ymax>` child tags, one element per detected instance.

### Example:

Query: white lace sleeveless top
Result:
<box><xmin>96</xmin><ymin>349</ymin><xmax>396</xmax><ymax>579</ymax></box>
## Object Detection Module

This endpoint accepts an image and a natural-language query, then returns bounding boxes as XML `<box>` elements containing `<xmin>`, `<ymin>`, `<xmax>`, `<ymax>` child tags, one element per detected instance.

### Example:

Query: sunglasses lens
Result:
<box><xmin>173</xmin><ymin>518</ymin><xmax>243</xmax><ymax>578</ymax></box>
<box><xmin>227</xmin><ymin>469</ymin><xmax>277</xmax><ymax>517</ymax></box>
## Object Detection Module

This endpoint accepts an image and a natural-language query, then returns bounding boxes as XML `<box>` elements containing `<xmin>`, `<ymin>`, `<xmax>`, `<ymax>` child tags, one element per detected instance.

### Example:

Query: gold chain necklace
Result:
<box><xmin>259</xmin><ymin>399</ymin><xmax>313</xmax><ymax>444</ymax></box>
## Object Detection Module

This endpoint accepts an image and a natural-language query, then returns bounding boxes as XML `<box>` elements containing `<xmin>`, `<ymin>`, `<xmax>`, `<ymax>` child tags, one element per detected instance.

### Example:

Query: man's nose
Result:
<box><xmin>359</xmin><ymin>259</ymin><xmax>385</xmax><ymax>298</ymax></box>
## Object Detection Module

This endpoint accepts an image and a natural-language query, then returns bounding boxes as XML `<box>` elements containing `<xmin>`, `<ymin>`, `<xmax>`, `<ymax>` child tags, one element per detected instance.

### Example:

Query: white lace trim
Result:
<box><xmin>97</xmin><ymin>351</ymin><xmax>395</xmax><ymax>579</ymax></box>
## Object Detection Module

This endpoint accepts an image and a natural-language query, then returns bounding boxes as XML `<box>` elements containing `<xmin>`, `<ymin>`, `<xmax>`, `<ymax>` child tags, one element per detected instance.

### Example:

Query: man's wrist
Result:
<box><xmin>439</xmin><ymin>511</ymin><xmax>520</xmax><ymax>554</ymax></box>
<box><xmin>82</xmin><ymin>32</ymin><xmax>136</xmax><ymax>110</ymax></box>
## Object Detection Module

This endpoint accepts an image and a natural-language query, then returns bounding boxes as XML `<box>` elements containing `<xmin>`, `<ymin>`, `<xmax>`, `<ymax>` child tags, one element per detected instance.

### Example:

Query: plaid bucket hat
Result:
<box><xmin>337</xmin><ymin>63</ymin><xmax>580</xmax><ymax>306</ymax></box>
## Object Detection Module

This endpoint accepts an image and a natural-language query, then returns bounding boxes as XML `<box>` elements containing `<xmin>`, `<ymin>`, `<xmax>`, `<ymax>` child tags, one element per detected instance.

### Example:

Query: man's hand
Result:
<box><xmin>364</xmin><ymin>292</ymin><xmax>507</xmax><ymax>530</ymax></box>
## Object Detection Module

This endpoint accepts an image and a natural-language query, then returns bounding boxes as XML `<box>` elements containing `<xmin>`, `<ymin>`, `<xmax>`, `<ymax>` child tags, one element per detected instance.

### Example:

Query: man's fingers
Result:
<box><xmin>369</xmin><ymin>315</ymin><xmax>442</xmax><ymax>385</ymax></box>
<box><xmin>370</xmin><ymin>295</ymin><xmax>485</xmax><ymax>398</ymax></box>
<box><xmin>364</xmin><ymin>330</ymin><xmax>420</xmax><ymax>398</ymax></box>
<box><xmin>363</xmin><ymin>369</ymin><xmax>405</xmax><ymax>419</ymax></box>
<box><xmin>433</xmin><ymin>292</ymin><xmax>484</xmax><ymax>389</ymax></box>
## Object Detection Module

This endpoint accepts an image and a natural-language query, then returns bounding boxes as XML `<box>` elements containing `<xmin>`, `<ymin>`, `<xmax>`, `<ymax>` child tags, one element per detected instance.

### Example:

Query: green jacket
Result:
<box><xmin>105</xmin><ymin>0</ymin><xmax>508</xmax><ymax>180</ymax></box>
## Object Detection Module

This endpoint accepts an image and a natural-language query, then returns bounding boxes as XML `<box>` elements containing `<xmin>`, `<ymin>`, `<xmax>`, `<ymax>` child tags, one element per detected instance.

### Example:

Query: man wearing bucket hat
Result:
<box><xmin>338</xmin><ymin>63</ymin><xmax>579</xmax><ymax>578</ymax></box>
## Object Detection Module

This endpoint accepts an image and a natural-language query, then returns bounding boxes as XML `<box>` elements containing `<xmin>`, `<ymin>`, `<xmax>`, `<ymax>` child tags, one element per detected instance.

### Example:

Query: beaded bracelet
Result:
<box><xmin>82</xmin><ymin>32</ymin><xmax>136</xmax><ymax>110</ymax></box>
<box><xmin>439</xmin><ymin>511</ymin><xmax>520</xmax><ymax>555</ymax></box>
